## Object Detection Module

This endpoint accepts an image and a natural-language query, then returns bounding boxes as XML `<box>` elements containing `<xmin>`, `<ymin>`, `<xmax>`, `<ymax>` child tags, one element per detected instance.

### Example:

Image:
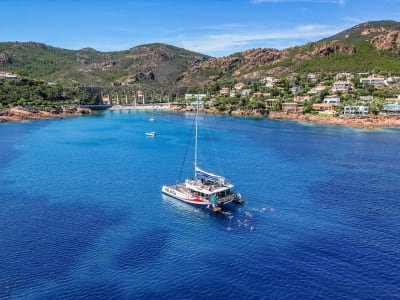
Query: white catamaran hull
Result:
<box><xmin>162</xmin><ymin>185</ymin><xmax>211</xmax><ymax>207</ymax></box>
<box><xmin>162</xmin><ymin>184</ymin><xmax>239</xmax><ymax>208</ymax></box>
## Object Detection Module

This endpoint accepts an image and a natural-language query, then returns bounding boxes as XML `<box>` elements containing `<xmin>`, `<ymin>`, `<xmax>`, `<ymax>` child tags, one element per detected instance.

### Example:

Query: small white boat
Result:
<box><xmin>149</xmin><ymin>117</ymin><xmax>155</xmax><ymax>122</ymax></box>
<box><xmin>146</xmin><ymin>131</ymin><xmax>156</xmax><ymax>137</ymax></box>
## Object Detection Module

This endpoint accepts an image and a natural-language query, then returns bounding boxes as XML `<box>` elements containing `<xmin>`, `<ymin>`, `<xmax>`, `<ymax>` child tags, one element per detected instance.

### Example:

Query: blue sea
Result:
<box><xmin>0</xmin><ymin>110</ymin><xmax>399</xmax><ymax>299</ymax></box>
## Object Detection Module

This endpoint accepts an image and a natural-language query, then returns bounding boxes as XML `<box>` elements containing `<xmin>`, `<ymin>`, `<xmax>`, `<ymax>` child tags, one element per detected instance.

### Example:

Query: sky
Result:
<box><xmin>1</xmin><ymin>0</ymin><xmax>400</xmax><ymax>57</ymax></box>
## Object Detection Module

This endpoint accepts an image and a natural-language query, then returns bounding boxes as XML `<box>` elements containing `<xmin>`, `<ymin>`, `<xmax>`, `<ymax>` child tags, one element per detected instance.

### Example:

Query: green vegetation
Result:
<box><xmin>0</xmin><ymin>42</ymin><xmax>209</xmax><ymax>87</ymax></box>
<box><xmin>0</xmin><ymin>78</ymin><xmax>98</xmax><ymax>109</ymax></box>
<box><xmin>296</xmin><ymin>41</ymin><xmax>400</xmax><ymax>73</ymax></box>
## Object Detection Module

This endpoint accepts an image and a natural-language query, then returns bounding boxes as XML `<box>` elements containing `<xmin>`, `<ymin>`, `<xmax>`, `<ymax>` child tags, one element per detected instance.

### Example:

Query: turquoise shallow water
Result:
<box><xmin>0</xmin><ymin>110</ymin><xmax>399</xmax><ymax>299</ymax></box>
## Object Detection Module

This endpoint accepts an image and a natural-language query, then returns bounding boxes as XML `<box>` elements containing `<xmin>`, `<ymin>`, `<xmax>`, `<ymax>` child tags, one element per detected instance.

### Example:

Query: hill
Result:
<box><xmin>1</xmin><ymin>20</ymin><xmax>400</xmax><ymax>88</ymax></box>
<box><xmin>177</xmin><ymin>20</ymin><xmax>400</xmax><ymax>86</ymax></box>
<box><xmin>0</xmin><ymin>42</ymin><xmax>208</xmax><ymax>87</ymax></box>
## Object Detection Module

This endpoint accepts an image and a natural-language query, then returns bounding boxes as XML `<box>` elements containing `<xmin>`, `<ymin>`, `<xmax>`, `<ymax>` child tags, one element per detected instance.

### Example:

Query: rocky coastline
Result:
<box><xmin>171</xmin><ymin>106</ymin><xmax>400</xmax><ymax>130</ymax></box>
<box><xmin>0</xmin><ymin>106</ymin><xmax>94</xmax><ymax>123</ymax></box>
<box><xmin>2</xmin><ymin>105</ymin><xmax>400</xmax><ymax>130</ymax></box>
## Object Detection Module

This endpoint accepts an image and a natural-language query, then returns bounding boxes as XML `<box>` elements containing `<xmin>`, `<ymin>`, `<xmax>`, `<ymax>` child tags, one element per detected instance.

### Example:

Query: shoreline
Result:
<box><xmin>1</xmin><ymin>105</ymin><xmax>400</xmax><ymax>130</ymax></box>
<box><xmin>0</xmin><ymin>106</ymin><xmax>94</xmax><ymax>123</ymax></box>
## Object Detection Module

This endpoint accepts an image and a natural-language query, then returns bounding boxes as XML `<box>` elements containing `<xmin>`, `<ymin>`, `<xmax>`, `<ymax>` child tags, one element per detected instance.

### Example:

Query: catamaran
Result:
<box><xmin>162</xmin><ymin>101</ymin><xmax>243</xmax><ymax>211</ymax></box>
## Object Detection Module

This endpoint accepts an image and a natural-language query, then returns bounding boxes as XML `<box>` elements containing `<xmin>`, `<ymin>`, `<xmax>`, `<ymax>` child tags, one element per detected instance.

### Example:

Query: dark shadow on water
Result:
<box><xmin>0</xmin><ymin>122</ymin><xmax>45</xmax><ymax>169</ymax></box>
<box><xmin>113</xmin><ymin>227</ymin><xmax>170</xmax><ymax>269</ymax></box>
<box><xmin>42</xmin><ymin>281</ymin><xmax>125</xmax><ymax>300</ymax></box>
<box><xmin>0</xmin><ymin>192</ymin><xmax>127</xmax><ymax>299</ymax></box>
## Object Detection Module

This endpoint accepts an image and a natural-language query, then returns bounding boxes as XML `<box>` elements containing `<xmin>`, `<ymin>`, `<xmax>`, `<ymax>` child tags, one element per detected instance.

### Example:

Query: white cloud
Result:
<box><xmin>176</xmin><ymin>24</ymin><xmax>343</xmax><ymax>56</ymax></box>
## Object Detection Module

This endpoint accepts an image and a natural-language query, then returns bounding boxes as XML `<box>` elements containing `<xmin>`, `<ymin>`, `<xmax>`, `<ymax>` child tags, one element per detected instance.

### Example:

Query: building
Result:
<box><xmin>344</xmin><ymin>106</ymin><xmax>369</xmax><ymax>115</ymax></box>
<box><xmin>308</xmin><ymin>85</ymin><xmax>327</xmax><ymax>94</ymax></box>
<box><xmin>360</xmin><ymin>77</ymin><xmax>385</xmax><ymax>85</ymax></box>
<box><xmin>0</xmin><ymin>72</ymin><xmax>17</xmax><ymax>80</ymax></box>
<box><xmin>220</xmin><ymin>87</ymin><xmax>230</xmax><ymax>95</ymax></box>
<box><xmin>291</xmin><ymin>86</ymin><xmax>299</xmax><ymax>94</ymax></box>
<box><xmin>185</xmin><ymin>93</ymin><xmax>207</xmax><ymax>100</ymax></box>
<box><xmin>382</xmin><ymin>103</ymin><xmax>400</xmax><ymax>114</ymax></box>
<box><xmin>234</xmin><ymin>82</ymin><xmax>245</xmax><ymax>90</ymax></box>
<box><xmin>262</xmin><ymin>77</ymin><xmax>278</xmax><ymax>88</ymax></box>
<box><xmin>294</xmin><ymin>96</ymin><xmax>312</xmax><ymax>103</ymax></box>
<box><xmin>385</xmin><ymin>77</ymin><xmax>398</xmax><ymax>85</ymax></box>
<box><xmin>312</xmin><ymin>103</ymin><xmax>335</xmax><ymax>115</ymax></box>
<box><xmin>265</xmin><ymin>99</ymin><xmax>278</xmax><ymax>108</ymax></box>
<box><xmin>323</xmin><ymin>96</ymin><xmax>341</xmax><ymax>105</ymax></box>
<box><xmin>385</xmin><ymin>96</ymin><xmax>400</xmax><ymax>104</ymax></box>
<box><xmin>332</xmin><ymin>81</ymin><xmax>352</xmax><ymax>92</ymax></box>
<box><xmin>241</xmin><ymin>89</ymin><xmax>252</xmax><ymax>96</ymax></box>
<box><xmin>307</xmin><ymin>73</ymin><xmax>318</xmax><ymax>83</ymax></box>
<box><xmin>312</xmin><ymin>103</ymin><xmax>333</xmax><ymax>111</ymax></box>
<box><xmin>335</xmin><ymin>72</ymin><xmax>353</xmax><ymax>80</ymax></box>
<box><xmin>281</xmin><ymin>103</ymin><xmax>303</xmax><ymax>113</ymax></box>
<box><xmin>360</xmin><ymin>96</ymin><xmax>374</xmax><ymax>104</ymax></box>
<box><xmin>190</xmin><ymin>100</ymin><xmax>204</xmax><ymax>107</ymax></box>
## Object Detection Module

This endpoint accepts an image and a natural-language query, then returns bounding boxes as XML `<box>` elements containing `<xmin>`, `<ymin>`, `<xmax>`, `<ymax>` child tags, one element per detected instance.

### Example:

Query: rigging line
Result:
<box><xmin>201</xmin><ymin>115</ymin><xmax>224</xmax><ymax>176</ymax></box>
<box><xmin>177</xmin><ymin>114</ymin><xmax>196</xmax><ymax>183</ymax></box>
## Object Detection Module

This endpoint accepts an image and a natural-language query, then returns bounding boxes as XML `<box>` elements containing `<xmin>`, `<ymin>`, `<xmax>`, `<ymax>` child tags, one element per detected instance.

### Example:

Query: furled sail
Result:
<box><xmin>195</xmin><ymin>167</ymin><xmax>225</xmax><ymax>183</ymax></box>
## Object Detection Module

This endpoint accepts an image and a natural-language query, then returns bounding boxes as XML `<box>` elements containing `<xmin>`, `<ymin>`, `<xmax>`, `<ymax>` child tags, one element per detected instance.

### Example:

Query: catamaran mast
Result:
<box><xmin>194</xmin><ymin>96</ymin><xmax>198</xmax><ymax>179</ymax></box>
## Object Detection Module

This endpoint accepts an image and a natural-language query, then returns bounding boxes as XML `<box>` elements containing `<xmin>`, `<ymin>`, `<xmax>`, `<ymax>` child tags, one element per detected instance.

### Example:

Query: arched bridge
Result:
<box><xmin>80</xmin><ymin>86</ymin><xmax>189</xmax><ymax>106</ymax></box>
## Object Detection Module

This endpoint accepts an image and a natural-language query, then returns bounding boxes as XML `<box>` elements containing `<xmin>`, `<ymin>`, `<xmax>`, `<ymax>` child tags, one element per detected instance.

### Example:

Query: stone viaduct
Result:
<box><xmin>81</xmin><ymin>86</ymin><xmax>188</xmax><ymax>106</ymax></box>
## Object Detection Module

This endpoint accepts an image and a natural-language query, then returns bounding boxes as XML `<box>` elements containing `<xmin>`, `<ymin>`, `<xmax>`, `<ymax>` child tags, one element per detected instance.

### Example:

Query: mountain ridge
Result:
<box><xmin>1</xmin><ymin>20</ymin><xmax>400</xmax><ymax>87</ymax></box>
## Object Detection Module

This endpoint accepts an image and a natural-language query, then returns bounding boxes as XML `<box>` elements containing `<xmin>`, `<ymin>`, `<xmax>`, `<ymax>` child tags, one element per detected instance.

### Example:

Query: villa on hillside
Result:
<box><xmin>382</xmin><ymin>96</ymin><xmax>400</xmax><ymax>114</ymax></box>
<box><xmin>265</xmin><ymin>99</ymin><xmax>279</xmax><ymax>108</ymax></box>
<box><xmin>382</xmin><ymin>103</ymin><xmax>400</xmax><ymax>114</ymax></box>
<box><xmin>385</xmin><ymin>96</ymin><xmax>400</xmax><ymax>104</ymax></box>
<box><xmin>282</xmin><ymin>103</ymin><xmax>303</xmax><ymax>113</ymax></box>
<box><xmin>234</xmin><ymin>82</ymin><xmax>245</xmax><ymax>90</ymax></box>
<box><xmin>332</xmin><ymin>81</ymin><xmax>352</xmax><ymax>92</ymax></box>
<box><xmin>323</xmin><ymin>96</ymin><xmax>341</xmax><ymax>105</ymax></box>
<box><xmin>344</xmin><ymin>105</ymin><xmax>369</xmax><ymax>115</ymax></box>
<box><xmin>360</xmin><ymin>96</ymin><xmax>374</xmax><ymax>104</ymax></box>
<box><xmin>312</xmin><ymin>103</ymin><xmax>335</xmax><ymax>115</ymax></box>
<box><xmin>360</xmin><ymin>77</ymin><xmax>385</xmax><ymax>85</ymax></box>
<box><xmin>220</xmin><ymin>87</ymin><xmax>230</xmax><ymax>95</ymax></box>
<box><xmin>308</xmin><ymin>85</ymin><xmax>327</xmax><ymax>94</ymax></box>
<box><xmin>335</xmin><ymin>72</ymin><xmax>353</xmax><ymax>80</ymax></box>
<box><xmin>307</xmin><ymin>73</ymin><xmax>318</xmax><ymax>83</ymax></box>
<box><xmin>185</xmin><ymin>93</ymin><xmax>207</xmax><ymax>100</ymax></box>
<box><xmin>241</xmin><ymin>89</ymin><xmax>252</xmax><ymax>96</ymax></box>
<box><xmin>294</xmin><ymin>95</ymin><xmax>312</xmax><ymax>103</ymax></box>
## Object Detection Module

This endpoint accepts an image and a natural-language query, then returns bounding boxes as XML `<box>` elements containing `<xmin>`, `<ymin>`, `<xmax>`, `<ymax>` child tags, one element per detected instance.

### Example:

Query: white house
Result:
<box><xmin>185</xmin><ymin>93</ymin><xmax>207</xmax><ymax>100</ymax></box>
<box><xmin>241</xmin><ymin>89</ymin><xmax>252</xmax><ymax>96</ymax></box>
<box><xmin>294</xmin><ymin>95</ymin><xmax>312</xmax><ymax>103</ymax></box>
<box><xmin>360</xmin><ymin>77</ymin><xmax>385</xmax><ymax>85</ymax></box>
<box><xmin>332</xmin><ymin>81</ymin><xmax>352</xmax><ymax>92</ymax></box>
<box><xmin>344</xmin><ymin>105</ymin><xmax>369</xmax><ymax>115</ymax></box>
<box><xmin>307</xmin><ymin>73</ymin><xmax>318</xmax><ymax>83</ymax></box>
<box><xmin>323</xmin><ymin>96</ymin><xmax>341</xmax><ymax>105</ymax></box>
<box><xmin>190</xmin><ymin>100</ymin><xmax>203</xmax><ymax>107</ymax></box>
<box><xmin>335</xmin><ymin>72</ymin><xmax>353</xmax><ymax>80</ymax></box>
<box><xmin>291</xmin><ymin>86</ymin><xmax>299</xmax><ymax>94</ymax></box>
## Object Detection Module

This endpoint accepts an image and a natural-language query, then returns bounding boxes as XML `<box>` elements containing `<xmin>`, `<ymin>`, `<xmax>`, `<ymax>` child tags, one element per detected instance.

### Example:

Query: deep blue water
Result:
<box><xmin>0</xmin><ymin>110</ymin><xmax>399</xmax><ymax>299</ymax></box>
